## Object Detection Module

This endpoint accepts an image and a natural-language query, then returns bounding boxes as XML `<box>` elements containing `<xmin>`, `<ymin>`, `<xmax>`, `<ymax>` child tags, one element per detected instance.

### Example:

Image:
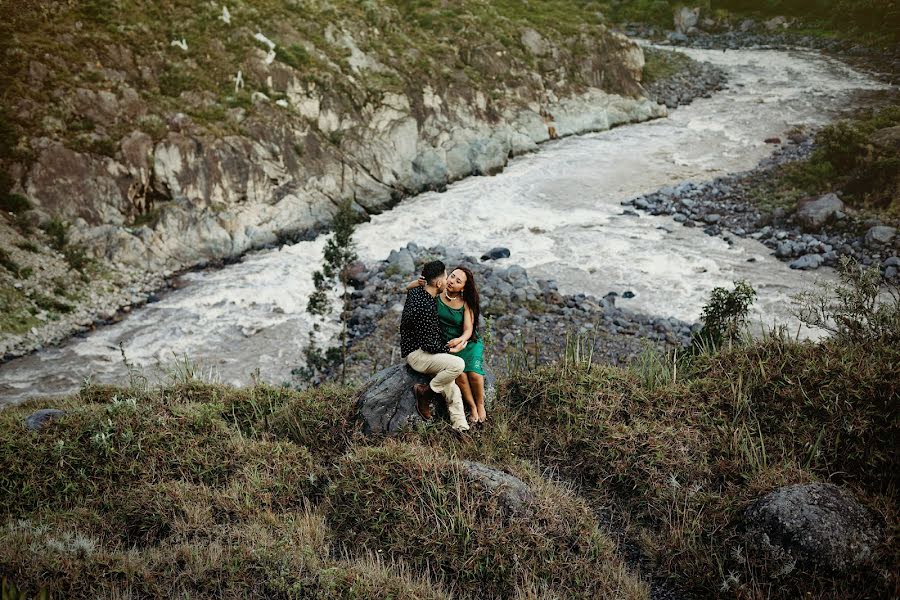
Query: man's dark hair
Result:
<box><xmin>422</xmin><ymin>260</ymin><xmax>446</xmax><ymax>283</ymax></box>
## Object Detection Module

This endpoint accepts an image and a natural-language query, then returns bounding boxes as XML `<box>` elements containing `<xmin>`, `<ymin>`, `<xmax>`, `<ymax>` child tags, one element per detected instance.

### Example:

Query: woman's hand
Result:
<box><xmin>449</xmin><ymin>339</ymin><xmax>468</xmax><ymax>353</ymax></box>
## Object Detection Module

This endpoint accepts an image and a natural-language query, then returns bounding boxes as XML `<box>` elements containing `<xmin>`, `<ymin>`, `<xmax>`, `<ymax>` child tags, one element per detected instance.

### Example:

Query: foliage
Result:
<box><xmin>692</xmin><ymin>280</ymin><xmax>757</xmax><ymax>350</ymax></box>
<box><xmin>815</xmin><ymin>121</ymin><xmax>868</xmax><ymax>172</ymax></box>
<box><xmin>795</xmin><ymin>256</ymin><xmax>900</xmax><ymax>344</ymax></box>
<box><xmin>0</xmin><ymin>193</ymin><xmax>31</xmax><ymax>214</ymax></box>
<box><xmin>307</xmin><ymin>199</ymin><xmax>359</xmax><ymax>384</ymax></box>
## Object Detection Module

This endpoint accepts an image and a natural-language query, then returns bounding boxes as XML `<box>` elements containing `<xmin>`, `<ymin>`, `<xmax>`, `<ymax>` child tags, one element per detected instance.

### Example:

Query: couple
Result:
<box><xmin>400</xmin><ymin>260</ymin><xmax>486</xmax><ymax>434</ymax></box>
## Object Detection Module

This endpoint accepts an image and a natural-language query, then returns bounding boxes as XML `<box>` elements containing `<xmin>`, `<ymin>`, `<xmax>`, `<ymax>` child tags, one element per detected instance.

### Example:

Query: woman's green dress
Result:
<box><xmin>436</xmin><ymin>296</ymin><xmax>485</xmax><ymax>375</ymax></box>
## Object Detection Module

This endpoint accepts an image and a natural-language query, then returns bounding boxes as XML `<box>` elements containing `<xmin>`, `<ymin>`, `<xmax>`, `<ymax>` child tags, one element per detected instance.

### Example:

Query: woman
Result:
<box><xmin>406</xmin><ymin>266</ymin><xmax>487</xmax><ymax>424</ymax></box>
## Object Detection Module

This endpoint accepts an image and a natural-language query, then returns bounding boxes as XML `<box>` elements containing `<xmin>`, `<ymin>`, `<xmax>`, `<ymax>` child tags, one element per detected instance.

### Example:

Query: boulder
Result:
<box><xmin>869</xmin><ymin>125</ymin><xmax>900</xmax><ymax>153</ymax></box>
<box><xmin>344</xmin><ymin>260</ymin><xmax>369</xmax><ymax>289</ymax></box>
<box><xmin>744</xmin><ymin>482</ymin><xmax>882</xmax><ymax>573</ymax></box>
<box><xmin>481</xmin><ymin>247</ymin><xmax>511</xmax><ymax>261</ymax></box>
<box><xmin>865</xmin><ymin>225</ymin><xmax>896</xmax><ymax>245</ymax></box>
<box><xmin>795</xmin><ymin>193</ymin><xmax>844</xmax><ymax>231</ymax></box>
<box><xmin>458</xmin><ymin>461</ymin><xmax>535</xmax><ymax>518</ymax></box>
<box><xmin>357</xmin><ymin>363</ymin><xmax>496</xmax><ymax>435</ymax></box>
<box><xmin>357</xmin><ymin>364</ymin><xmax>432</xmax><ymax>435</ymax></box>
<box><xmin>387</xmin><ymin>248</ymin><xmax>416</xmax><ymax>275</ymax></box>
<box><xmin>674</xmin><ymin>6</ymin><xmax>700</xmax><ymax>33</ymax></box>
<box><xmin>25</xmin><ymin>409</ymin><xmax>67</xmax><ymax>431</ymax></box>
<box><xmin>789</xmin><ymin>253</ymin><xmax>824</xmax><ymax>270</ymax></box>
<box><xmin>765</xmin><ymin>16</ymin><xmax>789</xmax><ymax>31</ymax></box>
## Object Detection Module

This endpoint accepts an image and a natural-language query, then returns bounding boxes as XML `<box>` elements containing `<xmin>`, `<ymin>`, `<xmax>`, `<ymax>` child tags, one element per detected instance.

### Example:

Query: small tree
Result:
<box><xmin>306</xmin><ymin>199</ymin><xmax>358</xmax><ymax>384</ymax></box>
<box><xmin>794</xmin><ymin>256</ymin><xmax>899</xmax><ymax>344</ymax></box>
<box><xmin>691</xmin><ymin>280</ymin><xmax>757</xmax><ymax>352</ymax></box>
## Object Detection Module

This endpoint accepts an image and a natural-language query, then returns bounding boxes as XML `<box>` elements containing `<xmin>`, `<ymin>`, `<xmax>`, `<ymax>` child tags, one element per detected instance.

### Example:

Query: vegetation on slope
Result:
<box><xmin>749</xmin><ymin>103</ymin><xmax>900</xmax><ymax>224</ymax></box>
<box><xmin>2</xmin><ymin>267</ymin><xmax>897</xmax><ymax>598</ymax></box>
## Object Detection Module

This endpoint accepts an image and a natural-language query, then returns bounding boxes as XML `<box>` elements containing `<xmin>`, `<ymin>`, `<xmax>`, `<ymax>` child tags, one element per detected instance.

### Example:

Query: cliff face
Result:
<box><xmin>0</xmin><ymin>1</ymin><xmax>664</xmax><ymax>355</ymax></box>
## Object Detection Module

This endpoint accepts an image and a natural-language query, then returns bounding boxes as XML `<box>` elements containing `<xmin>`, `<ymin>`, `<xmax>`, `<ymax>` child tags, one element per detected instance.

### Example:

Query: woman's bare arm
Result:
<box><xmin>403</xmin><ymin>276</ymin><xmax>426</xmax><ymax>291</ymax></box>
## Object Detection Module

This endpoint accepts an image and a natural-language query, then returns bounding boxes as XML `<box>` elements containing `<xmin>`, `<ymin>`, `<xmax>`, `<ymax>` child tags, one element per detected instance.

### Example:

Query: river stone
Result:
<box><xmin>25</xmin><ymin>409</ymin><xmax>67</xmax><ymax>430</ymax></box>
<box><xmin>674</xmin><ymin>6</ymin><xmax>700</xmax><ymax>33</ymax></box>
<box><xmin>789</xmin><ymin>253</ymin><xmax>824</xmax><ymax>270</ymax></box>
<box><xmin>357</xmin><ymin>363</ymin><xmax>497</xmax><ymax>435</ymax></box>
<box><xmin>869</xmin><ymin>125</ymin><xmax>900</xmax><ymax>153</ymax></box>
<box><xmin>458</xmin><ymin>460</ymin><xmax>535</xmax><ymax>518</ymax></box>
<box><xmin>387</xmin><ymin>249</ymin><xmax>416</xmax><ymax>275</ymax></box>
<box><xmin>481</xmin><ymin>247</ymin><xmax>511</xmax><ymax>261</ymax></box>
<box><xmin>795</xmin><ymin>193</ymin><xmax>844</xmax><ymax>231</ymax></box>
<box><xmin>865</xmin><ymin>225</ymin><xmax>896</xmax><ymax>245</ymax></box>
<box><xmin>744</xmin><ymin>483</ymin><xmax>882</xmax><ymax>573</ymax></box>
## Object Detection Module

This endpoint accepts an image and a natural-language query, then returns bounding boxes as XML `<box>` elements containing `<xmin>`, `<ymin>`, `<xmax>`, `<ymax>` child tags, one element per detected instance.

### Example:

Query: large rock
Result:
<box><xmin>744</xmin><ymin>482</ymin><xmax>882</xmax><ymax>573</ymax></box>
<box><xmin>674</xmin><ymin>6</ymin><xmax>700</xmax><ymax>33</ymax></box>
<box><xmin>357</xmin><ymin>364</ymin><xmax>431</xmax><ymax>435</ymax></box>
<box><xmin>869</xmin><ymin>125</ymin><xmax>900</xmax><ymax>153</ymax></box>
<box><xmin>25</xmin><ymin>409</ymin><xmax>67</xmax><ymax>431</ymax></box>
<box><xmin>387</xmin><ymin>248</ymin><xmax>416</xmax><ymax>275</ymax></box>
<box><xmin>789</xmin><ymin>253</ymin><xmax>824</xmax><ymax>270</ymax></box>
<box><xmin>865</xmin><ymin>225</ymin><xmax>896</xmax><ymax>245</ymax></box>
<box><xmin>795</xmin><ymin>193</ymin><xmax>844</xmax><ymax>231</ymax></box>
<box><xmin>357</xmin><ymin>363</ymin><xmax>496</xmax><ymax>435</ymax></box>
<box><xmin>481</xmin><ymin>247</ymin><xmax>511</xmax><ymax>261</ymax></box>
<box><xmin>458</xmin><ymin>461</ymin><xmax>535</xmax><ymax>518</ymax></box>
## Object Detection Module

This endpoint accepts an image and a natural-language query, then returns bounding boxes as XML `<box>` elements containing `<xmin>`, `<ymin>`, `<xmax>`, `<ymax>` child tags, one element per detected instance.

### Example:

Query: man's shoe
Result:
<box><xmin>412</xmin><ymin>384</ymin><xmax>433</xmax><ymax>420</ymax></box>
<box><xmin>452</xmin><ymin>428</ymin><xmax>472</xmax><ymax>444</ymax></box>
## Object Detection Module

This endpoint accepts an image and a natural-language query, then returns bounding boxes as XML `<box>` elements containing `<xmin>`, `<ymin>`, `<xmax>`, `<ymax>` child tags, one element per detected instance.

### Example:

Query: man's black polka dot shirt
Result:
<box><xmin>400</xmin><ymin>286</ymin><xmax>450</xmax><ymax>357</ymax></box>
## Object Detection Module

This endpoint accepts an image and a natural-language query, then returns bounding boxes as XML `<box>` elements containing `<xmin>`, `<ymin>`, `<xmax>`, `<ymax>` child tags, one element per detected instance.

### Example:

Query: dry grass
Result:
<box><xmin>1</xmin><ymin>331</ymin><xmax>896</xmax><ymax>598</ymax></box>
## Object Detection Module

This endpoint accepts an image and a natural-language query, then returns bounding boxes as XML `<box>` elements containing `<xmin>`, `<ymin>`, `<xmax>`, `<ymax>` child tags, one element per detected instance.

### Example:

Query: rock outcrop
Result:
<box><xmin>458</xmin><ymin>460</ymin><xmax>536</xmax><ymax>518</ymax></box>
<box><xmin>794</xmin><ymin>193</ymin><xmax>844</xmax><ymax>231</ymax></box>
<box><xmin>356</xmin><ymin>363</ymin><xmax>495</xmax><ymax>435</ymax></box>
<box><xmin>744</xmin><ymin>482</ymin><xmax>883</xmax><ymax>573</ymax></box>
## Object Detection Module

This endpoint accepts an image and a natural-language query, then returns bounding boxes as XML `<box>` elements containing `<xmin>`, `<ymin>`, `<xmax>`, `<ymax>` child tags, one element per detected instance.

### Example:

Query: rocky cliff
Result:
<box><xmin>0</xmin><ymin>1</ymin><xmax>664</xmax><ymax>357</ymax></box>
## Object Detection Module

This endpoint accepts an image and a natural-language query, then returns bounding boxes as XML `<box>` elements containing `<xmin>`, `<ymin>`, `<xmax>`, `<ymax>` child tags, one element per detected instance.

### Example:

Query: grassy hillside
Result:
<box><xmin>1</xmin><ymin>326</ymin><xmax>896</xmax><ymax>597</ymax></box>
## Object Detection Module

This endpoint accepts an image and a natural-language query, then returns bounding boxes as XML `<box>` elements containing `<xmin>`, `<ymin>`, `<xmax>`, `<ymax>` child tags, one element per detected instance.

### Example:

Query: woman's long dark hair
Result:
<box><xmin>454</xmin><ymin>266</ymin><xmax>480</xmax><ymax>341</ymax></box>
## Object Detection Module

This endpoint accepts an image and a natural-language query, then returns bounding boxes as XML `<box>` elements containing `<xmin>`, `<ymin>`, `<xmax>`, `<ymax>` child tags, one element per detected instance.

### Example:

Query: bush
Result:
<box><xmin>0</xmin><ymin>193</ymin><xmax>30</xmax><ymax>214</ymax></box>
<box><xmin>795</xmin><ymin>256</ymin><xmax>899</xmax><ymax>344</ymax></box>
<box><xmin>692</xmin><ymin>280</ymin><xmax>757</xmax><ymax>350</ymax></box>
<box><xmin>815</xmin><ymin>121</ymin><xmax>867</xmax><ymax>172</ymax></box>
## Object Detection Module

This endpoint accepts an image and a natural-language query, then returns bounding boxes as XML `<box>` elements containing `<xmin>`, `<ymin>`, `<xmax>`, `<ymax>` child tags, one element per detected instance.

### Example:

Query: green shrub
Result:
<box><xmin>815</xmin><ymin>121</ymin><xmax>867</xmax><ymax>171</ymax></box>
<box><xmin>692</xmin><ymin>280</ymin><xmax>757</xmax><ymax>350</ymax></box>
<box><xmin>795</xmin><ymin>256</ymin><xmax>899</xmax><ymax>344</ymax></box>
<box><xmin>0</xmin><ymin>193</ymin><xmax>30</xmax><ymax>213</ymax></box>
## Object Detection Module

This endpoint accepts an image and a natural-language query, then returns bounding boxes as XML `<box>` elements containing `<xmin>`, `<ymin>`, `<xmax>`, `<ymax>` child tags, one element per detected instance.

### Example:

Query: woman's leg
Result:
<box><xmin>456</xmin><ymin>373</ymin><xmax>478</xmax><ymax>423</ymax></box>
<box><xmin>467</xmin><ymin>373</ymin><xmax>486</xmax><ymax>422</ymax></box>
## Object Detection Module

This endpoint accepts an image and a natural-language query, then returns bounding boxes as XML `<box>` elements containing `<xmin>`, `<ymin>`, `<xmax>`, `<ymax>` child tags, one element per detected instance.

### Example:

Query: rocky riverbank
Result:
<box><xmin>1</xmin><ymin>38</ymin><xmax>736</xmax><ymax>363</ymax></box>
<box><xmin>621</xmin><ymin>137</ymin><xmax>900</xmax><ymax>279</ymax></box>
<box><xmin>642</xmin><ymin>48</ymin><xmax>727</xmax><ymax>109</ymax></box>
<box><xmin>624</xmin><ymin>17</ymin><xmax>900</xmax><ymax>81</ymax></box>
<box><xmin>303</xmin><ymin>244</ymin><xmax>697</xmax><ymax>386</ymax></box>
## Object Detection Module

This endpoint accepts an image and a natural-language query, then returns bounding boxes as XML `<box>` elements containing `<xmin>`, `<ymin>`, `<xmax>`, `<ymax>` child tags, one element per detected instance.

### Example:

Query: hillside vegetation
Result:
<box><xmin>2</xmin><ymin>322</ymin><xmax>897</xmax><ymax>597</ymax></box>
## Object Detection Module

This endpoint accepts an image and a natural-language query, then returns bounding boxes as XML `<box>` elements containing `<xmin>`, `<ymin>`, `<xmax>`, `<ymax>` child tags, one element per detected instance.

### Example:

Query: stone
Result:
<box><xmin>387</xmin><ymin>249</ymin><xmax>416</xmax><ymax>274</ymax></box>
<box><xmin>744</xmin><ymin>483</ymin><xmax>882</xmax><ymax>573</ymax></box>
<box><xmin>764</xmin><ymin>137</ymin><xmax>781</xmax><ymax>144</ymax></box>
<box><xmin>865</xmin><ymin>225</ymin><xmax>896</xmax><ymax>245</ymax></box>
<box><xmin>458</xmin><ymin>461</ymin><xmax>535</xmax><ymax>517</ymax></box>
<box><xmin>674</xmin><ymin>6</ymin><xmax>700</xmax><ymax>33</ymax></box>
<box><xmin>622</xmin><ymin>290</ymin><xmax>635</xmax><ymax>299</ymax></box>
<box><xmin>25</xmin><ymin>409</ymin><xmax>67</xmax><ymax>430</ymax></box>
<box><xmin>520</xmin><ymin>28</ymin><xmax>552</xmax><ymax>57</ymax></box>
<box><xmin>790</xmin><ymin>253</ymin><xmax>824</xmax><ymax>270</ymax></box>
<box><xmin>795</xmin><ymin>193</ymin><xmax>844</xmax><ymax>231</ymax></box>
<box><xmin>667</xmin><ymin>31</ymin><xmax>689</xmax><ymax>44</ymax></box>
<box><xmin>869</xmin><ymin>125</ymin><xmax>900</xmax><ymax>153</ymax></box>
<box><xmin>703</xmin><ymin>213</ymin><xmax>721</xmax><ymax>224</ymax></box>
<box><xmin>765</xmin><ymin>16</ymin><xmax>789</xmax><ymax>31</ymax></box>
<box><xmin>481</xmin><ymin>247</ymin><xmax>511</xmax><ymax>261</ymax></box>
<box><xmin>357</xmin><ymin>364</ymin><xmax>495</xmax><ymax>435</ymax></box>
<box><xmin>356</xmin><ymin>364</ymin><xmax>432</xmax><ymax>435</ymax></box>
<box><xmin>740</xmin><ymin>19</ymin><xmax>757</xmax><ymax>32</ymax></box>
<box><xmin>344</xmin><ymin>260</ymin><xmax>369</xmax><ymax>289</ymax></box>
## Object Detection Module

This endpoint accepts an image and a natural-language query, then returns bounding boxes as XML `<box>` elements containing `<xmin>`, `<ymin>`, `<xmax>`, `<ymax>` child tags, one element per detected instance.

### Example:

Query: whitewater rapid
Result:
<box><xmin>0</xmin><ymin>45</ymin><xmax>890</xmax><ymax>403</ymax></box>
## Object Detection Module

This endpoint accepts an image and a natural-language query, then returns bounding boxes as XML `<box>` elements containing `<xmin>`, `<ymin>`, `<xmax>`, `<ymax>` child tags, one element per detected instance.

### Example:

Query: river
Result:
<box><xmin>0</xmin><ymin>45</ymin><xmax>890</xmax><ymax>404</ymax></box>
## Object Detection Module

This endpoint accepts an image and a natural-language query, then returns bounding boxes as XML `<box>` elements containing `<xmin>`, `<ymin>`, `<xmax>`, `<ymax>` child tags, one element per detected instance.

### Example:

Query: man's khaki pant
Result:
<box><xmin>406</xmin><ymin>349</ymin><xmax>469</xmax><ymax>431</ymax></box>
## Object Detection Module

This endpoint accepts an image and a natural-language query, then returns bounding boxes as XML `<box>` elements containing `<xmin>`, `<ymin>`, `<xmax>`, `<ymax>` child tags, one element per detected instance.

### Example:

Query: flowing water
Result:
<box><xmin>0</xmin><ymin>45</ymin><xmax>891</xmax><ymax>404</ymax></box>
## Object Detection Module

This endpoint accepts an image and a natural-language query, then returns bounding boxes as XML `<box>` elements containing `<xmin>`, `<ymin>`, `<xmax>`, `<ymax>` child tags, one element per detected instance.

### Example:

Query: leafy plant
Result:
<box><xmin>794</xmin><ymin>256</ymin><xmax>899</xmax><ymax>343</ymax></box>
<box><xmin>692</xmin><ymin>280</ymin><xmax>757</xmax><ymax>351</ymax></box>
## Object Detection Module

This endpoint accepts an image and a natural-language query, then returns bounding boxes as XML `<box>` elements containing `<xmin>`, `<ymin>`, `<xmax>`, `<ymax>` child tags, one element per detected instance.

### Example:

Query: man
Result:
<box><xmin>400</xmin><ymin>260</ymin><xmax>470</xmax><ymax>434</ymax></box>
